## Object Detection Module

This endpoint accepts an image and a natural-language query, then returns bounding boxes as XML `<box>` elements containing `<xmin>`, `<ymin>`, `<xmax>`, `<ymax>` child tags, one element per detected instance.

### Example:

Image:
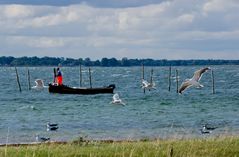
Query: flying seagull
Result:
<box><xmin>141</xmin><ymin>79</ymin><xmax>156</xmax><ymax>91</ymax></box>
<box><xmin>110</xmin><ymin>93</ymin><xmax>126</xmax><ymax>106</ymax></box>
<box><xmin>32</xmin><ymin>79</ymin><xmax>47</xmax><ymax>89</ymax></box>
<box><xmin>179</xmin><ymin>67</ymin><xmax>210</xmax><ymax>94</ymax></box>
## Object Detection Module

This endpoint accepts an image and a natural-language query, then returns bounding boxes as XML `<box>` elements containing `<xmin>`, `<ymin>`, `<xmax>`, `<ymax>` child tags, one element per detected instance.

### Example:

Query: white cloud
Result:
<box><xmin>7</xmin><ymin>36</ymin><xmax>65</xmax><ymax>48</ymax></box>
<box><xmin>0</xmin><ymin>0</ymin><xmax>239</xmax><ymax>59</ymax></box>
<box><xmin>118</xmin><ymin>12</ymin><xmax>129</xmax><ymax>30</ymax></box>
<box><xmin>177</xmin><ymin>14</ymin><xmax>194</xmax><ymax>23</ymax></box>
<box><xmin>2</xmin><ymin>5</ymin><xmax>34</xmax><ymax>18</ymax></box>
<box><xmin>203</xmin><ymin>0</ymin><xmax>239</xmax><ymax>13</ymax></box>
<box><xmin>28</xmin><ymin>37</ymin><xmax>65</xmax><ymax>48</ymax></box>
<box><xmin>19</xmin><ymin>5</ymin><xmax>86</xmax><ymax>28</ymax></box>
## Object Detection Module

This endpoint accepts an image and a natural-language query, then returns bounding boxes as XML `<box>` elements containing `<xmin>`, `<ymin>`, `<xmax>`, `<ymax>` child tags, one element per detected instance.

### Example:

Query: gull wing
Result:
<box><xmin>142</xmin><ymin>80</ymin><xmax>149</xmax><ymax>87</ymax></box>
<box><xmin>35</xmin><ymin>79</ymin><xmax>44</xmax><ymax>87</ymax></box>
<box><xmin>151</xmin><ymin>82</ymin><xmax>156</xmax><ymax>87</ymax></box>
<box><xmin>113</xmin><ymin>93</ymin><xmax>120</xmax><ymax>101</ymax></box>
<box><xmin>179</xmin><ymin>81</ymin><xmax>193</xmax><ymax>94</ymax></box>
<box><xmin>192</xmin><ymin>67</ymin><xmax>210</xmax><ymax>81</ymax></box>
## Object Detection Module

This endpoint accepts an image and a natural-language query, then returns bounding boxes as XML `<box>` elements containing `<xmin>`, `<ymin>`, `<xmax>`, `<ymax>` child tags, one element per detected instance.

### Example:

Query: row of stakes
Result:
<box><xmin>141</xmin><ymin>64</ymin><xmax>215</xmax><ymax>94</ymax></box>
<box><xmin>15</xmin><ymin>65</ymin><xmax>215</xmax><ymax>94</ymax></box>
<box><xmin>14</xmin><ymin>65</ymin><xmax>93</xmax><ymax>92</ymax></box>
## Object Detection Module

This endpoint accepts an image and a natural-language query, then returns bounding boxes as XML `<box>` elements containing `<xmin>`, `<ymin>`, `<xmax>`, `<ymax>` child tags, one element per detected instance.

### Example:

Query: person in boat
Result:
<box><xmin>56</xmin><ymin>67</ymin><xmax>63</xmax><ymax>85</ymax></box>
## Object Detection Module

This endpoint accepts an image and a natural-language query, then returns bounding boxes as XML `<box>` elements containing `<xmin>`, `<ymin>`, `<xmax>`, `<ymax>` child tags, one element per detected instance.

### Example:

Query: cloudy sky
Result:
<box><xmin>0</xmin><ymin>0</ymin><xmax>239</xmax><ymax>60</ymax></box>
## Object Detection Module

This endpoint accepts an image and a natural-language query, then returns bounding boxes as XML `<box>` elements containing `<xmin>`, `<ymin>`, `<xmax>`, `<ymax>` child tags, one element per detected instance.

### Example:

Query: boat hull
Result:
<box><xmin>48</xmin><ymin>84</ymin><xmax>115</xmax><ymax>95</ymax></box>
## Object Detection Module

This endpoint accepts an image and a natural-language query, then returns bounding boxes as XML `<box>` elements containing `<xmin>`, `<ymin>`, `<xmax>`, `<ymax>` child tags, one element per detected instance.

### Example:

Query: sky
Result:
<box><xmin>0</xmin><ymin>0</ymin><xmax>239</xmax><ymax>60</ymax></box>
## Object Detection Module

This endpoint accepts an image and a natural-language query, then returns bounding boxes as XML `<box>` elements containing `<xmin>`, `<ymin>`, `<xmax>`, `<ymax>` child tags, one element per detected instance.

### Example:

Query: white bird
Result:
<box><xmin>110</xmin><ymin>93</ymin><xmax>126</xmax><ymax>106</ymax></box>
<box><xmin>35</xmin><ymin>135</ymin><xmax>50</xmax><ymax>142</ymax></box>
<box><xmin>47</xmin><ymin>122</ymin><xmax>59</xmax><ymax>131</ymax></box>
<box><xmin>32</xmin><ymin>79</ymin><xmax>47</xmax><ymax>89</ymax></box>
<box><xmin>200</xmin><ymin>124</ymin><xmax>216</xmax><ymax>134</ymax></box>
<box><xmin>141</xmin><ymin>79</ymin><xmax>156</xmax><ymax>91</ymax></box>
<box><xmin>179</xmin><ymin>67</ymin><xmax>211</xmax><ymax>94</ymax></box>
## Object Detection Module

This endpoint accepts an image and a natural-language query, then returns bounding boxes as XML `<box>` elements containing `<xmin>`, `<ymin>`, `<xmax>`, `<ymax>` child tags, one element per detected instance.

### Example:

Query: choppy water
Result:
<box><xmin>0</xmin><ymin>66</ymin><xmax>238</xmax><ymax>144</ymax></box>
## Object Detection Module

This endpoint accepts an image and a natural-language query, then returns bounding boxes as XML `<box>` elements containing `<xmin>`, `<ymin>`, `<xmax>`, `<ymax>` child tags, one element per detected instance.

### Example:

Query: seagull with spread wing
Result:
<box><xmin>32</xmin><ymin>79</ymin><xmax>48</xmax><ymax>89</ymax></box>
<box><xmin>179</xmin><ymin>67</ymin><xmax>211</xmax><ymax>94</ymax></box>
<box><xmin>141</xmin><ymin>79</ymin><xmax>156</xmax><ymax>91</ymax></box>
<box><xmin>110</xmin><ymin>93</ymin><xmax>126</xmax><ymax>106</ymax></box>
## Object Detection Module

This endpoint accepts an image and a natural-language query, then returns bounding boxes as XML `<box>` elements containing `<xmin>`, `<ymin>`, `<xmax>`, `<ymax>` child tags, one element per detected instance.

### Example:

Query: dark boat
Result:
<box><xmin>48</xmin><ymin>83</ymin><xmax>115</xmax><ymax>95</ymax></box>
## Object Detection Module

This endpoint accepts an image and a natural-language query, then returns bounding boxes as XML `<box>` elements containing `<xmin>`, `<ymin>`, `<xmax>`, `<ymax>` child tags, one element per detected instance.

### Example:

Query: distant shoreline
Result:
<box><xmin>0</xmin><ymin>56</ymin><xmax>239</xmax><ymax>67</ymax></box>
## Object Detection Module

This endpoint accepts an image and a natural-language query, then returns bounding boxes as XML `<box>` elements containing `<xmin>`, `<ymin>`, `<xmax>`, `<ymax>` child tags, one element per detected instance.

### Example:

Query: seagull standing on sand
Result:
<box><xmin>35</xmin><ymin>135</ymin><xmax>50</xmax><ymax>142</ymax></box>
<box><xmin>200</xmin><ymin>124</ymin><xmax>216</xmax><ymax>134</ymax></box>
<box><xmin>32</xmin><ymin>79</ymin><xmax>47</xmax><ymax>89</ymax></box>
<box><xmin>179</xmin><ymin>67</ymin><xmax>211</xmax><ymax>94</ymax></box>
<box><xmin>110</xmin><ymin>93</ymin><xmax>126</xmax><ymax>106</ymax></box>
<box><xmin>200</xmin><ymin>125</ymin><xmax>211</xmax><ymax>134</ymax></box>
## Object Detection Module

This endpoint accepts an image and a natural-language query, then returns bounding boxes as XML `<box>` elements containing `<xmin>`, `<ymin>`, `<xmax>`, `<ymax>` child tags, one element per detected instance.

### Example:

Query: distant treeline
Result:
<box><xmin>0</xmin><ymin>56</ymin><xmax>239</xmax><ymax>66</ymax></box>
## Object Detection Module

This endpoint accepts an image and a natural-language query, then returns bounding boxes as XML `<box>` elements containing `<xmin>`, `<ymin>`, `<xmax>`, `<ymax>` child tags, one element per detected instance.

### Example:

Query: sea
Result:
<box><xmin>0</xmin><ymin>66</ymin><xmax>238</xmax><ymax>144</ymax></box>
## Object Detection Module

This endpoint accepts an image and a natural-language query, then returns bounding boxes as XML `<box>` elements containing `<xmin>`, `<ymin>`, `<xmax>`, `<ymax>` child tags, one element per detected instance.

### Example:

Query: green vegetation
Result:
<box><xmin>1</xmin><ymin>137</ymin><xmax>239</xmax><ymax>157</ymax></box>
<box><xmin>0</xmin><ymin>56</ymin><xmax>239</xmax><ymax>66</ymax></box>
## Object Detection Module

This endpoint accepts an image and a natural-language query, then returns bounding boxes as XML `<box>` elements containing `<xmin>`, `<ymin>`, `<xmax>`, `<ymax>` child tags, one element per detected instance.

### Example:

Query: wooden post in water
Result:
<box><xmin>211</xmin><ymin>69</ymin><xmax>215</xmax><ymax>94</ymax></box>
<box><xmin>142</xmin><ymin>64</ymin><xmax>145</xmax><ymax>93</ymax></box>
<box><xmin>168</xmin><ymin>66</ymin><xmax>171</xmax><ymax>92</ymax></box>
<box><xmin>176</xmin><ymin>69</ymin><xmax>179</xmax><ymax>93</ymax></box>
<box><xmin>142</xmin><ymin>64</ymin><xmax>145</xmax><ymax>80</ymax></box>
<box><xmin>89</xmin><ymin>67</ymin><xmax>92</xmax><ymax>88</ymax></box>
<box><xmin>53</xmin><ymin>68</ymin><xmax>56</xmax><ymax>83</ymax></box>
<box><xmin>80</xmin><ymin>64</ymin><xmax>82</xmax><ymax>87</ymax></box>
<box><xmin>27</xmin><ymin>68</ymin><xmax>31</xmax><ymax>90</ymax></box>
<box><xmin>15</xmin><ymin>67</ymin><xmax>22</xmax><ymax>92</ymax></box>
<box><xmin>150</xmin><ymin>68</ymin><xmax>153</xmax><ymax>84</ymax></box>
